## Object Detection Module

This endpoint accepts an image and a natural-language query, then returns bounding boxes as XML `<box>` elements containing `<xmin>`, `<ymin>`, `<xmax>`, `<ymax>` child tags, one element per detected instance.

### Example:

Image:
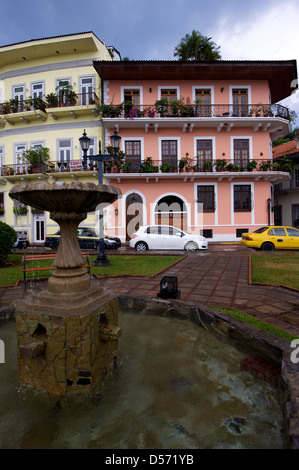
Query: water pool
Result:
<box><xmin>0</xmin><ymin>310</ymin><xmax>286</xmax><ymax>449</ymax></box>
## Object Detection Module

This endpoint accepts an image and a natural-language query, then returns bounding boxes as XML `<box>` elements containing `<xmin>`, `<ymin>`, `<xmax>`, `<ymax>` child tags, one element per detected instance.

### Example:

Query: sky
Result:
<box><xmin>1</xmin><ymin>0</ymin><xmax>299</xmax><ymax>127</ymax></box>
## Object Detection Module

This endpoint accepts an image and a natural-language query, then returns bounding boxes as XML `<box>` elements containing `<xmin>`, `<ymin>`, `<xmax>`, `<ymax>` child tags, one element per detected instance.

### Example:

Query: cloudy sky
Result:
<box><xmin>1</xmin><ymin>0</ymin><xmax>298</xmax><ymax>124</ymax></box>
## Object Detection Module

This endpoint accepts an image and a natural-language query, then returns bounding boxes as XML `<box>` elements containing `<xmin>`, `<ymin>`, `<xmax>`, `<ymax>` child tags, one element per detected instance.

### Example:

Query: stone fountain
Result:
<box><xmin>9</xmin><ymin>181</ymin><xmax>122</xmax><ymax>397</ymax></box>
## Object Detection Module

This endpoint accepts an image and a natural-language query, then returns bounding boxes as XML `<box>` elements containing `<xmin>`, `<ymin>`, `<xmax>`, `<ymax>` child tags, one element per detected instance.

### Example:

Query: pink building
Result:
<box><xmin>93</xmin><ymin>60</ymin><xmax>297</xmax><ymax>243</ymax></box>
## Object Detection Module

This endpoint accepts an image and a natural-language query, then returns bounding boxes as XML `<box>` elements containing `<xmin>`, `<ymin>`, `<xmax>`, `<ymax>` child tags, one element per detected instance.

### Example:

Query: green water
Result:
<box><xmin>0</xmin><ymin>311</ymin><xmax>286</xmax><ymax>449</ymax></box>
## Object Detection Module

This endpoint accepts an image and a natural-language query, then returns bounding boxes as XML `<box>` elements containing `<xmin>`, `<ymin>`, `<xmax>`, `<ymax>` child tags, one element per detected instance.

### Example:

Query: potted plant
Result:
<box><xmin>258</xmin><ymin>160</ymin><xmax>271</xmax><ymax>171</ymax></box>
<box><xmin>214</xmin><ymin>158</ymin><xmax>227</xmax><ymax>171</ymax></box>
<box><xmin>13</xmin><ymin>205</ymin><xmax>28</xmax><ymax>215</ymax></box>
<box><xmin>155</xmin><ymin>97</ymin><xmax>169</xmax><ymax>117</ymax></box>
<box><xmin>140</xmin><ymin>157</ymin><xmax>159</xmax><ymax>173</ymax></box>
<box><xmin>98</xmin><ymin>102</ymin><xmax>123</xmax><ymax>117</ymax></box>
<box><xmin>46</xmin><ymin>93</ymin><xmax>58</xmax><ymax>108</ymax></box>
<box><xmin>160</xmin><ymin>162</ymin><xmax>175</xmax><ymax>173</ymax></box>
<box><xmin>226</xmin><ymin>163</ymin><xmax>238</xmax><ymax>172</ymax></box>
<box><xmin>2</xmin><ymin>101</ymin><xmax>11</xmax><ymax>114</ymax></box>
<box><xmin>179</xmin><ymin>154</ymin><xmax>193</xmax><ymax>172</ymax></box>
<box><xmin>202</xmin><ymin>160</ymin><xmax>213</xmax><ymax>172</ymax></box>
<box><xmin>23</xmin><ymin>146</ymin><xmax>50</xmax><ymax>173</ymax></box>
<box><xmin>246</xmin><ymin>160</ymin><xmax>257</xmax><ymax>171</ymax></box>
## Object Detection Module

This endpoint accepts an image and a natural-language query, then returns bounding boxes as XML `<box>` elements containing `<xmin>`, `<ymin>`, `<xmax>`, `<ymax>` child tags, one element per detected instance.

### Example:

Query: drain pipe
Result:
<box><xmin>267</xmin><ymin>197</ymin><xmax>272</xmax><ymax>225</ymax></box>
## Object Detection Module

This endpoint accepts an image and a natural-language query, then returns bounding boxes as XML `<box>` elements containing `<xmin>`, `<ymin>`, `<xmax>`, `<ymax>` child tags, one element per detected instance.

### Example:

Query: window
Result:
<box><xmin>197</xmin><ymin>185</ymin><xmax>215</xmax><ymax>212</ymax></box>
<box><xmin>234</xmin><ymin>185</ymin><xmax>251</xmax><ymax>212</ymax></box>
<box><xmin>0</xmin><ymin>192</ymin><xmax>3</xmax><ymax>209</ymax></box>
<box><xmin>79</xmin><ymin>76</ymin><xmax>95</xmax><ymax>105</ymax></box>
<box><xmin>196</xmin><ymin>140</ymin><xmax>213</xmax><ymax>169</ymax></box>
<box><xmin>160</xmin><ymin>89</ymin><xmax>177</xmax><ymax>116</ymax></box>
<box><xmin>234</xmin><ymin>139</ymin><xmax>249</xmax><ymax>168</ymax></box>
<box><xmin>195</xmin><ymin>89</ymin><xmax>211</xmax><ymax>116</ymax></box>
<box><xmin>56</xmin><ymin>79</ymin><xmax>71</xmax><ymax>106</ymax></box>
<box><xmin>232</xmin><ymin>89</ymin><xmax>248</xmax><ymax>116</ymax></box>
<box><xmin>13</xmin><ymin>85</ymin><xmax>25</xmax><ymax>101</ymax></box>
<box><xmin>124</xmin><ymin>89</ymin><xmax>140</xmax><ymax>117</ymax></box>
<box><xmin>125</xmin><ymin>141</ymin><xmax>141</xmax><ymax>172</ymax></box>
<box><xmin>15</xmin><ymin>144</ymin><xmax>27</xmax><ymax>173</ymax></box>
<box><xmin>268</xmin><ymin>228</ymin><xmax>286</xmax><ymax>236</ymax></box>
<box><xmin>31</xmin><ymin>82</ymin><xmax>44</xmax><ymax>99</ymax></box>
<box><xmin>202</xmin><ymin>229</ymin><xmax>213</xmax><ymax>239</ymax></box>
<box><xmin>161</xmin><ymin>140</ymin><xmax>177</xmax><ymax>167</ymax></box>
<box><xmin>286</xmin><ymin>227</ymin><xmax>299</xmax><ymax>237</ymax></box>
<box><xmin>236</xmin><ymin>228</ymin><xmax>248</xmax><ymax>238</ymax></box>
<box><xmin>58</xmin><ymin>139</ymin><xmax>72</xmax><ymax>169</ymax></box>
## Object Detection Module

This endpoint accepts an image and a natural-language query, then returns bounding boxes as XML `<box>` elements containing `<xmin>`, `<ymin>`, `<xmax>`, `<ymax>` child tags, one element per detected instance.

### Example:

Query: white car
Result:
<box><xmin>130</xmin><ymin>225</ymin><xmax>208</xmax><ymax>252</ymax></box>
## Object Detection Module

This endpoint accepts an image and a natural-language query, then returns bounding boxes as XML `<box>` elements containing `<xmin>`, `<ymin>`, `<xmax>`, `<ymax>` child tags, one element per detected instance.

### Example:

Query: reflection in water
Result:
<box><xmin>0</xmin><ymin>311</ymin><xmax>286</xmax><ymax>449</ymax></box>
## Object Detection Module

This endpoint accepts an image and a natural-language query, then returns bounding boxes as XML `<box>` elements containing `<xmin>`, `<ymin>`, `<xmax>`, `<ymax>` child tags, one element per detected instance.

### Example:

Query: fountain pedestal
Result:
<box><xmin>9</xmin><ymin>181</ymin><xmax>122</xmax><ymax>397</ymax></box>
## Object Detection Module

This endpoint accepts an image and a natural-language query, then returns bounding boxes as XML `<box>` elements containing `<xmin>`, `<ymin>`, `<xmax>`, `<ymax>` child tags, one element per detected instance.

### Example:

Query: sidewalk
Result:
<box><xmin>1</xmin><ymin>245</ymin><xmax>299</xmax><ymax>336</ymax></box>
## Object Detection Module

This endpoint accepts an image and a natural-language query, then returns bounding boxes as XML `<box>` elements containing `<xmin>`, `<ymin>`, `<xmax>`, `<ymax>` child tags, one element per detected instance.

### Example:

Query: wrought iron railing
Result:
<box><xmin>0</xmin><ymin>92</ymin><xmax>98</xmax><ymax>115</ymax></box>
<box><xmin>99</xmin><ymin>103</ymin><xmax>290</xmax><ymax>120</ymax></box>
<box><xmin>1</xmin><ymin>157</ymin><xmax>293</xmax><ymax>178</ymax></box>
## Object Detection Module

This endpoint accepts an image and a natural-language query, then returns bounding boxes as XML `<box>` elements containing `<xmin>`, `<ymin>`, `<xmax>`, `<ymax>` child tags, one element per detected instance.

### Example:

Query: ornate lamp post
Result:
<box><xmin>79</xmin><ymin>128</ymin><xmax>121</xmax><ymax>266</ymax></box>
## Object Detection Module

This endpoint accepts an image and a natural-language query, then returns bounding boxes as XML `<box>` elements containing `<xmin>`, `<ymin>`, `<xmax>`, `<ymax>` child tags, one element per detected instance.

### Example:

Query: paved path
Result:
<box><xmin>1</xmin><ymin>245</ymin><xmax>299</xmax><ymax>336</ymax></box>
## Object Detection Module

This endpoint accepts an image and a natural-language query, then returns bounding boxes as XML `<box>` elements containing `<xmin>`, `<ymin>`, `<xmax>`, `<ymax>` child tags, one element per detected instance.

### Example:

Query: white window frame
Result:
<box><xmin>14</xmin><ymin>142</ymin><xmax>27</xmax><ymax>173</ymax></box>
<box><xmin>122</xmin><ymin>137</ymin><xmax>144</xmax><ymax>161</ymax></box>
<box><xmin>57</xmin><ymin>138</ymin><xmax>72</xmax><ymax>164</ymax></box>
<box><xmin>12</xmin><ymin>84</ymin><xmax>26</xmax><ymax>101</ymax></box>
<box><xmin>159</xmin><ymin>137</ymin><xmax>181</xmax><ymax>164</ymax></box>
<box><xmin>31</xmin><ymin>81</ymin><xmax>45</xmax><ymax>99</ymax></box>
<box><xmin>157</xmin><ymin>86</ymin><xmax>180</xmax><ymax>100</ymax></box>
<box><xmin>194</xmin><ymin>136</ymin><xmax>216</xmax><ymax>162</ymax></box>
<box><xmin>230</xmin><ymin>136</ymin><xmax>253</xmax><ymax>162</ymax></box>
<box><xmin>121</xmin><ymin>86</ymin><xmax>143</xmax><ymax>106</ymax></box>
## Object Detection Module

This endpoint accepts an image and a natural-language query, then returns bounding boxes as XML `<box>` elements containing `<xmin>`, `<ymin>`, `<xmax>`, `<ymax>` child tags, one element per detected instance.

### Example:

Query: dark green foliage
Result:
<box><xmin>0</xmin><ymin>222</ymin><xmax>17</xmax><ymax>263</ymax></box>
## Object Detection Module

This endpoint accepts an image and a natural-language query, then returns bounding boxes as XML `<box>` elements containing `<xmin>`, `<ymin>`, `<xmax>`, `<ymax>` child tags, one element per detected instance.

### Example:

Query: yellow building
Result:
<box><xmin>0</xmin><ymin>32</ymin><xmax>120</xmax><ymax>244</ymax></box>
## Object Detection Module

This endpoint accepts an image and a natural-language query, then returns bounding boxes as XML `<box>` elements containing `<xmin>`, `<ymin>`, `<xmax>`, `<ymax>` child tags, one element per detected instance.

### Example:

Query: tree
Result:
<box><xmin>174</xmin><ymin>30</ymin><xmax>221</xmax><ymax>61</ymax></box>
<box><xmin>0</xmin><ymin>222</ymin><xmax>17</xmax><ymax>265</ymax></box>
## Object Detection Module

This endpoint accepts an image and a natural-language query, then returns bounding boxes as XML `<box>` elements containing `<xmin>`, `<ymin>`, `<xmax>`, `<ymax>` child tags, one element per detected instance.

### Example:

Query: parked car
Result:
<box><xmin>44</xmin><ymin>227</ymin><xmax>120</xmax><ymax>251</ymax></box>
<box><xmin>129</xmin><ymin>225</ymin><xmax>208</xmax><ymax>252</ymax></box>
<box><xmin>241</xmin><ymin>226</ymin><xmax>299</xmax><ymax>251</ymax></box>
<box><xmin>13</xmin><ymin>231</ymin><xmax>29</xmax><ymax>249</ymax></box>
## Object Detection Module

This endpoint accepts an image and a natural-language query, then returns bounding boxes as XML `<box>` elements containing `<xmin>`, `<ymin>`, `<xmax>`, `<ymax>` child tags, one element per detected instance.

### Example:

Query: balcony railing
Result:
<box><xmin>0</xmin><ymin>93</ymin><xmax>98</xmax><ymax>116</ymax></box>
<box><xmin>1</xmin><ymin>157</ymin><xmax>293</xmax><ymax>178</ymax></box>
<box><xmin>99</xmin><ymin>103</ymin><xmax>290</xmax><ymax>120</ymax></box>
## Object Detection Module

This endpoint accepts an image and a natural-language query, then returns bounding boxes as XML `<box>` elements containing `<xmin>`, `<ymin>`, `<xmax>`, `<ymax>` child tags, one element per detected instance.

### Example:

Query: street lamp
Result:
<box><xmin>79</xmin><ymin>128</ymin><xmax>121</xmax><ymax>266</ymax></box>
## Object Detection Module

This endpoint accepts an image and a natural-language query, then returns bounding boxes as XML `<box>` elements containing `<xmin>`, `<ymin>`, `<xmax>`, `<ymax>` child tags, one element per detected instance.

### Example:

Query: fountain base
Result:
<box><xmin>15</xmin><ymin>286</ymin><xmax>121</xmax><ymax>397</ymax></box>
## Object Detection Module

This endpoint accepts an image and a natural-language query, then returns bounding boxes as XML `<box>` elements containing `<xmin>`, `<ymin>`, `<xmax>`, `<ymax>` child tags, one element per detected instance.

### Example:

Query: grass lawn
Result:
<box><xmin>251</xmin><ymin>254</ymin><xmax>299</xmax><ymax>290</ymax></box>
<box><xmin>0</xmin><ymin>253</ymin><xmax>184</xmax><ymax>286</ymax></box>
<box><xmin>213</xmin><ymin>307</ymin><xmax>299</xmax><ymax>342</ymax></box>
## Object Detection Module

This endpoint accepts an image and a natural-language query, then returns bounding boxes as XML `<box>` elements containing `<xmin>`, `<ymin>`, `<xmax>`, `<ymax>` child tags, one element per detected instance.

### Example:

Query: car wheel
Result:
<box><xmin>261</xmin><ymin>242</ymin><xmax>274</xmax><ymax>251</ymax></box>
<box><xmin>52</xmin><ymin>242</ymin><xmax>59</xmax><ymax>251</ymax></box>
<box><xmin>185</xmin><ymin>241</ymin><xmax>198</xmax><ymax>251</ymax></box>
<box><xmin>135</xmin><ymin>241</ymin><xmax>148</xmax><ymax>252</ymax></box>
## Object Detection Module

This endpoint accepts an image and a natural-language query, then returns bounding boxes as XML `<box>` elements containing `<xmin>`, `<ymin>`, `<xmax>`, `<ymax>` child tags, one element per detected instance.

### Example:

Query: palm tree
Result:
<box><xmin>174</xmin><ymin>30</ymin><xmax>221</xmax><ymax>61</ymax></box>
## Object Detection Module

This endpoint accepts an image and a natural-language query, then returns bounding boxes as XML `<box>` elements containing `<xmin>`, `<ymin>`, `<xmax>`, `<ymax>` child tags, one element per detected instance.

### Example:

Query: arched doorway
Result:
<box><xmin>126</xmin><ymin>193</ymin><xmax>143</xmax><ymax>241</ymax></box>
<box><xmin>155</xmin><ymin>195</ymin><xmax>187</xmax><ymax>230</ymax></box>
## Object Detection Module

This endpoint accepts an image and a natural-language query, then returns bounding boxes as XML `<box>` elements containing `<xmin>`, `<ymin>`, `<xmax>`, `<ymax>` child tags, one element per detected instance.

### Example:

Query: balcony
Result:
<box><xmin>0</xmin><ymin>92</ymin><xmax>99</xmax><ymax>126</ymax></box>
<box><xmin>100</xmin><ymin>102</ymin><xmax>291</xmax><ymax>140</ymax></box>
<box><xmin>0</xmin><ymin>157</ymin><xmax>292</xmax><ymax>186</ymax></box>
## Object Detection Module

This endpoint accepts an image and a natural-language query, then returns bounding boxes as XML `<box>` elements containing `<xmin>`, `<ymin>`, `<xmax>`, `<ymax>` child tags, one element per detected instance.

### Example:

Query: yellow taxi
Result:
<box><xmin>241</xmin><ymin>226</ymin><xmax>299</xmax><ymax>251</ymax></box>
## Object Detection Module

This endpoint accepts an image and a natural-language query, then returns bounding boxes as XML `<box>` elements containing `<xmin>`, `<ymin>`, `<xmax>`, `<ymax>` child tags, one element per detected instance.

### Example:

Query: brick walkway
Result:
<box><xmin>1</xmin><ymin>245</ymin><xmax>299</xmax><ymax>336</ymax></box>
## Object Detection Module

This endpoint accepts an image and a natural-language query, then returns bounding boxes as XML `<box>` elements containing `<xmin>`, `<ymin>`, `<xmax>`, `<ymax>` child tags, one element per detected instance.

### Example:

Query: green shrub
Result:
<box><xmin>0</xmin><ymin>222</ymin><xmax>17</xmax><ymax>263</ymax></box>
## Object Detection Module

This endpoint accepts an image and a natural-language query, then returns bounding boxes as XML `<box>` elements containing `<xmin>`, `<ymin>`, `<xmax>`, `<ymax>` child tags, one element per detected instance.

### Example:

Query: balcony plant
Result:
<box><xmin>13</xmin><ymin>205</ymin><xmax>28</xmax><ymax>215</ymax></box>
<box><xmin>1</xmin><ymin>101</ymin><xmax>11</xmax><ymax>114</ymax></box>
<box><xmin>140</xmin><ymin>157</ymin><xmax>159</xmax><ymax>173</ymax></box>
<box><xmin>214</xmin><ymin>158</ymin><xmax>227</xmax><ymax>171</ymax></box>
<box><xmin>179</xmin><ymin>154</ymin><xmax>193</xmax><ymax>172</ymax></box>
<box><xmin>56</xmin><ymin>82</ymin><xmax>78</xmax><ymax>107</ymax></box>
<box><xmin>160</xmin><ymin>162</ymin><xmax>176</xmax><ymax>173</ymax></box>
<box><xmin>98</xmin><ymin>102</ymin><xmax>123</xmax><ymax>117</ymax></box>
<box><xmin>23</xmin><ymin>146</ymin><xmax>50</xmax><ymax>173</ymax></box>
<box><xmin>258</xmin><ymin>160</ymin><xmax>271</xmax><ymax>171</ymax></box>
<box><xmin>246</xmin><ymin>160</ymin><xmax>258</xmax><ymax>171</ymax></box>
<box><xmin>46</xmin><ymin>93</ymin><xmax>59</xmax><ymax>108</ymax></box>
<box><xmin>226</xmin><ymin>163</ymin><xmax>239</xmax><ymax>172</ymax></box>
<box><xmin>202</xmin><ymin>160</ymin><xmax>213</xmax><ymax>172</ymax></box>
<box><xmin>155</xmin><ymin>97</ymin><xmax>169</xmax><ymax>117</ymax></box>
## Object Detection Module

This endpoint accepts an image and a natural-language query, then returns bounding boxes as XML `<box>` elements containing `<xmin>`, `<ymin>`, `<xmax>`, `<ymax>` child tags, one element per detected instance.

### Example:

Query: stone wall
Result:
<box><xmin>16</xmin><ymin>297</ymin><xmax>121</xmax><ymax>397</ymax></box>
